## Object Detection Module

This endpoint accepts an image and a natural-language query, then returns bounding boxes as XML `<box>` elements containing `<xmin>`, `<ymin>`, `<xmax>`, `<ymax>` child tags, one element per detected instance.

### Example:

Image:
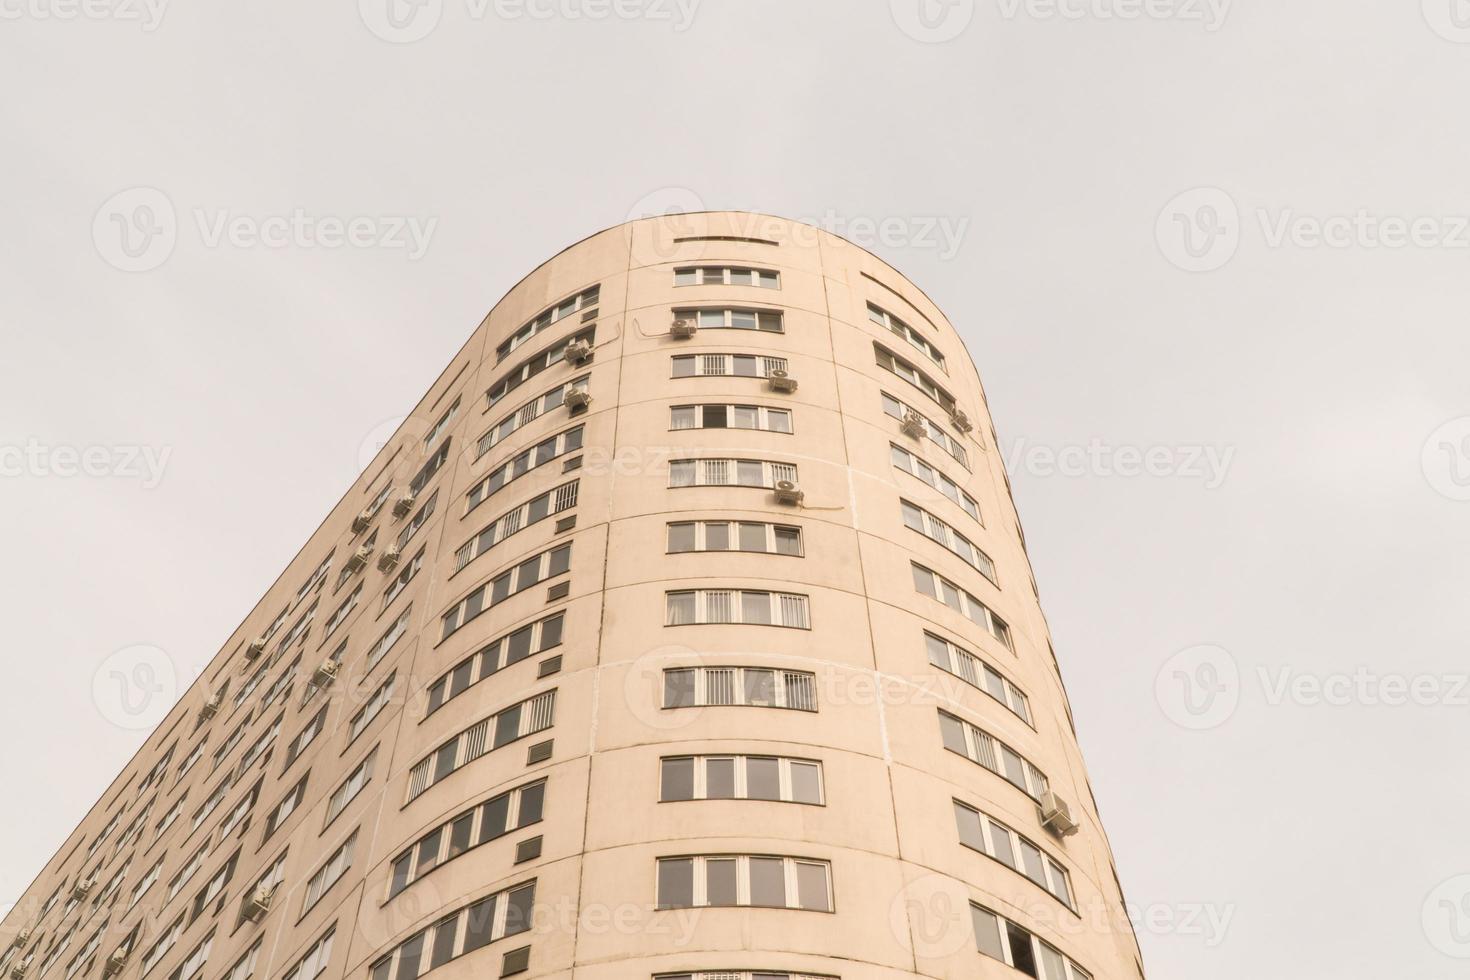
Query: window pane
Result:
<box><xmin>668</xmin><ymin>523</ymin><xmax>696</xmax><ymax>553</ymax></box>
<box><xmin>664</xmin><ymin>669</ymin><xmax>695</xmax><ymax>707</ymax></box>
<box><xmin>447</xmin><ymin>814</ymin><xmax>474</xmax><ymax>859</ymax></box>
<box><xmin>671</xmin><ymin>406</ymin><xmax>696</xmax><ymax>430</ymax></box>
<box><xmin>705</xmin><ymin>758</ymin><xmax>735</xmax><ymax>799</ymax></box>
<box><xmin>748</xmin><ymin>857</ymin><xmax>786</xmax><ymax>907</ymax></box>
<box><xmin>796</xmin><ymin>862</ymin><xmax>830</xmax><ymax>912</ymax></box>
<box><xmin>972</xmin><ymin>906</ymin><xmax>1005</xmax><ymax>962</ymax></box>
<box><xmin>730</xmin><ymin>405</ymin><xmax>757</xmax><ymax>429</ymax></box>
<box><xmin>462</xmin><ymin>896</ymin><xmax>497</xmax><ymax>953</ymax></box>
<box><xmin>704</xmin><ymin>522</ymin><xmax>730</xmax><ymax>551</ymax></box>
<box><xmin>657</xmin><ymin>859</ymin><xmax>693</xmax><ymax>909</ymax></box>
<box><xmin>790</xmin><ymin>762</ymin><xmax>821</xmax><ymax>804</ymax></box>
<box><xmin>432</xmin><ymin>744</ymin><xmax>456</xmax><ymax>783</ymax></box>
<box><xmin>746</xmin><ymin>757</ymin><xmax>780</xmax><ymax>800</ymax></box>
<box><xmin>669</xmin><ymin>460</ymin><xmax>694</xmax><ymax>486</ymax></box>
<box><xmin>1007</xmin><ymin>922</ymin><xmax>1039</xmax><ymax>977</ymax></box>
<box><xmin>705</xmin><ymin>859</ymin><xmax>737</xmax><ymax>906</ymax></box>
<box><xmin>516</xmin><ymin>782</ymin><xmax>545</xmax><ymax>826</ymax></box>
<box><xmin>738</xmin><ymin>523</ymin><xmax>766</xmax><ymax>552</ymax></box>
<box><xmin>416</xmin><ymin>829</ymin><xmax>442</xmax><ymax>875</ymax></box>
<box><xmin>661</xmin><ymin>758</ymin><xmax>694</xmax><ymax>801</ymax></box>
<box><xmin>989</xmin><ymin>822</ymin><xmax>1016</xmax><ymax>869</ymax></box>
<box><xmin>999</xmin><ymin>745</ymin><xmax>1027</xmax><ymax>790</ymax></box>
<box><xmin>506</xmin><ymin>626</ymin><xmax>534</xmax><ymax>665</ymax></box>
<box><xmin>429</xmin><ymin>917</ymin><xmax>457</xmax><ymax>970</ymax></box>
<box><xmin>666</xmin><ymin>593</ymin><xmax>696</xmax><ymax>626</ymax></box>
<box><xmin>733</xmin><ymin>355</ymin><xmax>757</xmax><ymax>377</ymax></box>
<box><xmin>504</xmin><ymin>883</ymin><xmax>534</xmax><ymax>936</ymax></box>
<box><xmin>479</xmin><ymin>795</ymin><xmax>510</xmax><ymax>842</ymax></box>
<box><xmin>954</xmin><ymin>803</ymin><xmax>985</xmax><ymax>851</ymax></box>
<box><xmin>737</xmin><ymin>460</ymin><xmax>764</xmax><ymax>486</ymax></box>
<box><xmin>741</xmin><ymin>592</ymin><xmax>772</xmax><ymax>625</ymax></box>
<box><xmin>767</xmin><ymin>409</ymin><xmax>791</xmax><ymax>433</ymax></box>
<box><xmin>394</xmin><ymin>934</ymin><xmax>423</xmax><ymax>980</ymax></box>
<box><xmin>939</xmin><ymin>714</ymin><xmax>968</xmax><ymax>755</ymax></box>
<box><xmin>1048</xmin><ymin>860</ymin><xmax>1072</xmax><ymax>906</ymax></box>
<box><xmin>773</xmin><ymin>526</ymin><xmax>800</xmax><ymax>556</ymax></box>
<box><xmin>672</xmin><ymin>355</ymin><xmax>694</xmax><ymax>377</ymax></box>
<box><xmin>1039</xmin><ymin>943</ymin><xmax>1068</xmax><ymax>980</ymax></box>
<box><xmin>744</xmin><ymin>669</ymin><xmax>776</xmax><ymax>704</ymax></box>
<box><xmin>1018</xmin><ymin>839</ymin><xmax>1048</xmax><ymax>888</ymax></box>
<box><xmin>390</xmin><ymin>854</ymin><xmax>413</xmax><ymax>895</ymax></box>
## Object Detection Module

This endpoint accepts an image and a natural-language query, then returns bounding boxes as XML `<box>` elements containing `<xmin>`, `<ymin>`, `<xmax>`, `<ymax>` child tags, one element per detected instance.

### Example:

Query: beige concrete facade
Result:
<box><xmin>0</xmin><ymin>213</ymin><xmax>1145</xmax><ymax>980</ymax></box>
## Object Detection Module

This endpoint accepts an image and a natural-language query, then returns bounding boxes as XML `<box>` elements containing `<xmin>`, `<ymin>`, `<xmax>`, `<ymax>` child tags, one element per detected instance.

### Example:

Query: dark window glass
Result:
<box><xmin>448</xmin><ymin>813</ymin><xmax>474</xmax><ymax>859</ymax></box>
<box><xmin>506</xmin><ymin>627</ymin><xmax>534</xmax><ymax>665</ymax></box>
<box><xmin>494</xmin><ymin>704</ymin><xmax>522</xmax><ymax>748</ymax></box>
<box><xmin>664</xmin><ymin>669</ymin><xmax>695</xmax><ymax>708</ymax></box>
<box><xmin>748</xmin><ymin>857</ymin><xmax>785</xmax><ymax>907</ymax></box>
<box><xmin>661</xmin><ymin>758</ymin><xmax>694</xmax><ymax>801</ymax></box>
<box><xmin>705</xmin><ymin>859</ymin><xmax>736</xmax><ymax>905</ymax></box>
<box><xmin>1007</xmin><ymin>922</ymin><xmax>1038</xmax><ymax>977</ymax></box>
<box><xmin>416</xmin><ymin>829</ymin><xmax>442</xmax><ymax>875</ymax></box>
<box><xmin>449</xmin><ymin>660</ymin><xmax>473</xmax><ymax>698</ymax></box>
<box><xmin>516</xmin><ymin>782</ymin><xmax>545</xmax><ymax>825</ymax></box>
<box><xmin>389</xmin><ymin>853</ymin><xmax>413</xmax><ymax>896</ymax></box>
<box><xmin>461</xmin><ymin>895</ymin><xmax>497</xmax><ymax>954</ymax></box>
<box><xmin>939</xmin><ymin>713</ymin><xmax>968</xmax><ymax>755</ymax></box>
<box><xmin>657</xmin><ymin>859</ymin><xmax>693</xmax><ymax>909</ymax></box>
<box><xmin>394</xmin><ymin>933</ymin><xmax>424</xmax><ymax>980</ymax></box>
<box><xmin>433</xmin><ymin>743</ymin><xmax>456</xmax><ymax>783</ymax></box>
<box><xmin>973</xmin><ymin>906</ymin><xmax>1005</xmax><ymax>962</ymax></box>
<box><xmin>479</xmin><ymin>794</ymin><xmax>510</xmax><ymax>843</ymax></box>
<box><xmin>706</xmin><ymin>758</ymin><xmax>735</xmax><ymax>799</ymax></box>
<box><xmin>548</xmin><ymin>546</ymin><xmax>571</xmax><ymax>576</ymax></box>
<box><xmin>746</xmin><ymin>757</ymin><xmax>780</xmax><ymax>800</ymax></box>
<box><xmin>539</xmin><ymin>615</ymin><xmax>563</xmax><ymax>649</ymax></box>
<box><xmin>504</xmin><ymin>883</ymin><xmax>535</xmax><ymax>936</ymax></box>
<box><xmin>429</xmin><ymin>917</ymin><xmax>457</xmax><ymax>970</ymax></box>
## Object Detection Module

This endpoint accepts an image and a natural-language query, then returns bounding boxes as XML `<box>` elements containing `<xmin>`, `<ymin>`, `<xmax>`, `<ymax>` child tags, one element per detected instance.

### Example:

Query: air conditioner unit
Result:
<box><xmin>773</xmin><ymin>480</ymin><xmax>804</xmax><ymax>506</ymax></box>
<box><xmin>70</xmin><ymin>880</ymin><xmax>94</xmax><ymax>901</ymax></box>
<box><xmin>198</xmin><ymin>694</ymin><xmax>221</xmax><ymax>722</ymax></box>
<box><xmin>376</xmin><ymin>546</ymin><xmax>401</xmax><ymax>573</ymax></box>
<box><xmin>563</xmin><ymin>387</ymin><xmax>591</xmax><ymax>412</ymax></box>
<box><xmin>949</xmin><ymin>409</ymin><xmax>973</xmax><ymax>434</ymax></box>
<box><xmin>244</xmin><ymin>637</ymin><xmax>267</xmax><ymax>661</ymax></box>
<box><xmin>392</xmin><ymin>492</ymin><xmax>416</xmax><ymax>519</ymax></box>
<box><xmin>12</xmin><ymin>930</ymin><xmax>29</xmax><ymax>949</ymax></box>
<box><xmin>101</xmin><ymin>948</ymin><xmax>129</xmax><ymax>978</ymax></box>
<box><xmin>242</xmin><ymin>884</ymin><xmax>276</xmax><ymax>923</ymax></box>
<box><xmin>345</xmin><ymin>545</ymin><xmax>373</xmax><ymax>573</ymax></box>
<box><xmin>900</xmin><ymin>411</ymin><xmax>927</xmax><ymax>439</ymax></box>
<box><xmin>563</xmin><ymin>340</ymin><xmax>592</xmax><ymax>365</ymax></box>
<box><xmin>669</xmin><ymin>318</ymin><xmax>697</xmax><ymax>339</ymax></box>
<box><xmin>11</xmin><ymin>964</ymin><xmax>27</xmax><ymax>980</ymax></box>
<box><xmin>312</xmin><ymin>659</ymin><xmax>341</xmax><ymax>689</ymax></box>
<box><xmin>1038</xmin><ymin>791</ymin><xmax>1079</xmax><ymax>838</ymax></box>
<box><xmin>767</xmin><ymin>369</ymin><xmax>798</xmax><ymax>393</ymax></box>
<box><xmin>350</xmin><ymin>508</ymin><xmax>373</xmax><ymax>533</ymax></box>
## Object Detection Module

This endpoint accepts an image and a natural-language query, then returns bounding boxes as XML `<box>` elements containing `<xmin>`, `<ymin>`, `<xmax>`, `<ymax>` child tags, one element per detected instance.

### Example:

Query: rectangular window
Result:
<box><xmin>423</xmin><ymin>398</ymin><xmax>460</xmax><ymax>449</ymax></box>
<box><xmin>669</xmin><ymin>404</ymin><xmax>793</xmax><ymax>433</ymax></box>
<box><xmin>673</xmin><ymin>307</ymin><xmax>784</xmax><ymax>334</ymax></box>
<box><xmin>389</xmin><ymin>780</ymin><xmax>546</xmax><ymax>897</ymax></box>
<box><xmin>664</xmin><ymin>520</ymin><xmax>803</xmax><ymax>555</ymax></box>
<box><xmin>874</xmin><ymin>341</ymin><xmax>960</xmax><ymax>417</ymax></box>
<box><xmin>383</xmin><ymin>547</ymin><xmax>427</xmax><ymax>609</ymax></box>
<box><xmin>407</xmin><ymin>693</ymin><xmax>555</xmax><ymax>802</ymax></box>
<box><xmin>466</xmin><ymin>424</ymin><xmax>584</xmax><ymax>514</ymax></box>
<box><xmin>188</xmin><ymin>851</ymin><xmax>238</xmax><ymax>923</ymax></box>
<box><xmin>911</xmin><ymin>562</ymin><xmax>1011</xmax><ymax>649</ymax></box>
<box><xmin>925</xmin><ymin>632</ymin><xmax>1030</xmax><ymax>723</ymax></box>
<box><xmin>326</xmin><ymin>747</ymin><xmax>377</xmax><ymax>822</ymax></box>
<box><xmin>454</xmin><ymin>481</ymin><xmax>579</xmax><ymax>571</ymax></box>
<box><xmin>440</xmin><ymin>544</ymin><xmax>572</xmax><ymax>640</ymax></box>
<box><xmin>397</xmin><ymin>490</ymin><xmax>439</xmax><ymax>552</ymax></box>
<box><xmin>890</xmin><ymin>443</ymin><xmax>981</xmax><ymax>522</ymax></box>
<box><xmin>496</xmin><ymin>284</ymin><xmax>600</xmax><ymax>362</ymax></box>
<box><xmin>221</xmin><ymin>941</ymin><xmax>260</xmax><ymax>980</ymax></box>
<box><xmin>426</xmin><ymin>612</ymin><xmax>564</xmax><ymax>716</ymax></box>
<box><xmin>883</xmin><ymin>391</ymin><xmax>968</xmax><ymax>468</ymax></box>
<box><xmin>938</xmin><ymin>710</ymin><xmax>1049</xmax><ymax>801</ymax></box>
<box><xmin>670</xmin><ymin>353</ymin><xmax>789</xmax><ymax>379</ymax></box>
<box><xmin>281</xmin><ymin>927</ymin><xmax>335</xmax><ymax>980</ymax></box>
<box><xmin>954</xmin><ymin>800</ymin><xmax>1074</xmax><ymax>907</ymax></box>
<box><xmin>673</xmin><ymin>266</ymin><xmax>780</xmax><ymax>288</ymax></box>
<box><xmin>662</xmin><ymin>667</ymin><xmax>816</xmax><ymax>711</ymax></box>
<box><xmin>476</xmin><ymin>374</ymin><xmax>591</xmax><ymax>459</ymax></box>
<box><xmin>667</xmin><ymin>457</ymin><xmax>796</xmax><ymax>489</ymax></box>
<box><xmin>660</xmin><ymin>756</ymin><xmax>822</xmax><ymax>804</ymax></box>
<box><xmin>138</xmin><ymin>917</ymin><xmax>183</xmax><ymax>977</ymax></box>
<box><xmin>324</xmin><ymin>583</ymin><xmax>362</xmax><ymax>639</ymax></box>
<box><xmin>971</xmin><ymin>905</ymin><xmax>1092</xmax><ymax>980</ymax></box>
<box><xmin>901</xmin><ymin>499</ymin><xmax>993</xmax><ymax>582</ymax></box>
<box><xmin>655</xmin><ymin>856</ymin><xmax>831</xmax><ymax>911</ymax></box>
<box><xmin>370</xmin><ymin>882</ymin><xmax>534</xmax><ymax>980</ymax></box>
<box><xmin>190</xmin><ymin>777</ymin><xmax>231</xmax><ymax>833</ymax></box>
<box><xmin>128</xmin><ymin>857</ymin><xmax>163</xmax><ymax>910</ymax></box>
<box><xmin>304</xmin><ymin>831</ymin><xmax>357</xmax><ymax>911</ymax></box>
<box><xmin>410</xmin><ymin>440</ymin><xmax>452</xmax><ymax>497</ymax></box>
<box><xmin>263</xmin><ymin>774</ymin><xmax>308</xmax><ymax>839</ymax></box>
<box><xmin>665</xmin><ymin>590</ymin><xmax>810</xmax><ymax>629</ymax></box>
<box><xmin>284</xmin><ymin>706</ymin><xmax>327</xmax><ymax>770</ymax></box>
<box><xmin>868</xmin><ymin>301</ymin><xmax>946</xmax><ymax>368</ymax></box>
<box><xmin>485</xmin><ymin>327</ymin><xmax>596</xmax><ymax>408</ymax></box>
<box><xmin>350</xmin><ymin>673</ymin><xmax>397</xmax><ymax>743</ymax></box>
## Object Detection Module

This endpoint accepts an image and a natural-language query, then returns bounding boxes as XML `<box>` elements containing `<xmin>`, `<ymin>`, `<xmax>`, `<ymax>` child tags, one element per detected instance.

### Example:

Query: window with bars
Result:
<box><xmin>496</xmin><ymin>284</ymin><xmax>600</xmax><ymax>362</ymax></box>
<box><xmin>674</xmin><ymin>266</ymin><xmax>780</xmax><ymax>288</ymax></box>
<box><xmin>477</xmin><ymin>374</ymin><xmax>591</xmax><ymax>459</ymax></box>
<box><xmin>326</xmin><ymin>747</ymin><xmax>376</xmax><ymax>823</ymax></box>
<box><xmin>656</xmin><ymin>856</ymin><xmax>831</xmax><ymax>912</ymax></box>
<box><xmin>883</xmin><ymin>391</ymin><xmax>968</xmax><ymax>468</ymax></box>
<box><xmin>350</xmin><ymin>673</ymin><xmax>396</xmax><ymax>743</ymax></box>
<box><xmin>397</xmin><ymin>490</ymin><xmax>439</xmax><ymax>552</ymax></box>
<box><xmin>304</xmin><ymin>831</ymin><xmax>357</xmax><ymax>912</ymax></box>
<box><xmin>665</xmin><ymin>590</ymin><xmax>811</xmax><ymax>629</ymax></box>
<box><xmin>670</xmin><ymin>404</ymin><xmax>793</xmax><ymax>433</ymax></box>
<box><xmin>467</xmin><ymin>424</ymin><xmax>584</xmax><ymax>514</ymax></box>
<box><xmin>668</xmin><ymin>458</ymin><xmax>797</xmax><ymax>489</ymax></box>
<box><xmin>925</xmin><ymin>632</ymin><xmax>1030</xmax><ymax>724</ymax></box>
<box><xmin>671</xmin><ymin>353</ymin><xmax>789</xmax><ymax>379</ymax></box>
<box><xmin>440</xmin><ymin>544</ymin><xmax>572</xmax><ymax>640</ymax></box>
<box><xmin>663</xmin><ymin>667</ymin><xmax>817</xmax><ymax>711</ymax></box>
<box><xmin>407</xmin><ymin>692</ymin><xmax>556</xmax><ymax>802</ymax></box>
<box><xmin>971</xmin><ymin>904</ymin><xmax>1092</xmax><ymax>980</ymax></box>
<box><xmin>868</xmin><ymin>301</ymin><xmax>946</xmax><ymax>369</ymax></box>
<box><xmin>485</xmin><ymin>327</ymin><xmax>596</xmax><ymax>408</ymax></box>
<box><xmin>874</xmin><ymin>342</ymin><xmax>958</xmax><ymax>416</ymax></box>
<box><xmin>281</xmin><ymin>926</ymin><xmax>335</xmax><ymax>980</ymax></box>
<box><xmin>672</xmin><ymin>307</ymin><xmax>784</xmax><ymax>333</ymax></box>
<box><xmin>939</xmin><ymin>710</ymin><xmax>1049</xmax><ymax>801</ymax></box>
<box><xmin>911</xmin><ymin>563</ymin><xmax>1012</xmax><ymax>649</ymax></box>
<box><xmin>383</xmin><ymin>547</ymin><xmax>426</xmax><ymax>609</ymax></box>
<box><xmin>660</xmin><ymin>756</ymin><xmax>823</xmax><ymax>805</ymax></box>
<box><xmin>389</xmin><ymin>779</ymin><xmax>546</xmax><ymax>898</ymax></box>
<box><xmin>455</xmin><ymin>481</ymin><xmax>580</xmax><ymax>571</ymax></box>
<box><xmin>369</xmin><ymin>881</ymin><xmax>535</xmax><ymax>980</ymax></box>
<box><xmin>890</xmin><ymin>443</ymin><xmax>981</xmax><ymax>523</ymax></box>
<box><xmin>954</xmin><ymin>800</ymin><xmax>1073</xmax><ymax>908</ymax></box>
<box><xmin>666</xmin><ymin>521</ymin><xmax>802</xmax><ymax>556</ymax></box>
<box><xmin>901</xmin><ymin>500</ymin><xmax>994</xmax><ymax>583</ymax></box>
<box><xmin>426</xmin><ymin>612</ymin><xmax>565</xmax><ymax>716</ymax></box>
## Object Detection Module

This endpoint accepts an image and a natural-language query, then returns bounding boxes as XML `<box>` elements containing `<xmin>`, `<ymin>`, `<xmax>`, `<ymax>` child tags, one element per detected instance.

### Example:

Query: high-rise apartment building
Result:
<box><xmin>0</xmin><ymin>213</ymin><xmax>1144</xmax><ymax>980</ymax></box>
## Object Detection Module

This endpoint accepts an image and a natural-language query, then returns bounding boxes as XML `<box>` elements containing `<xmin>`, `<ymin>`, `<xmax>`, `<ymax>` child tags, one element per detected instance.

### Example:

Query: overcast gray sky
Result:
<box><xmin>3</xmin><ymin>2</ymin><xmax>1470</xmax><ymax>978</ymax></box>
